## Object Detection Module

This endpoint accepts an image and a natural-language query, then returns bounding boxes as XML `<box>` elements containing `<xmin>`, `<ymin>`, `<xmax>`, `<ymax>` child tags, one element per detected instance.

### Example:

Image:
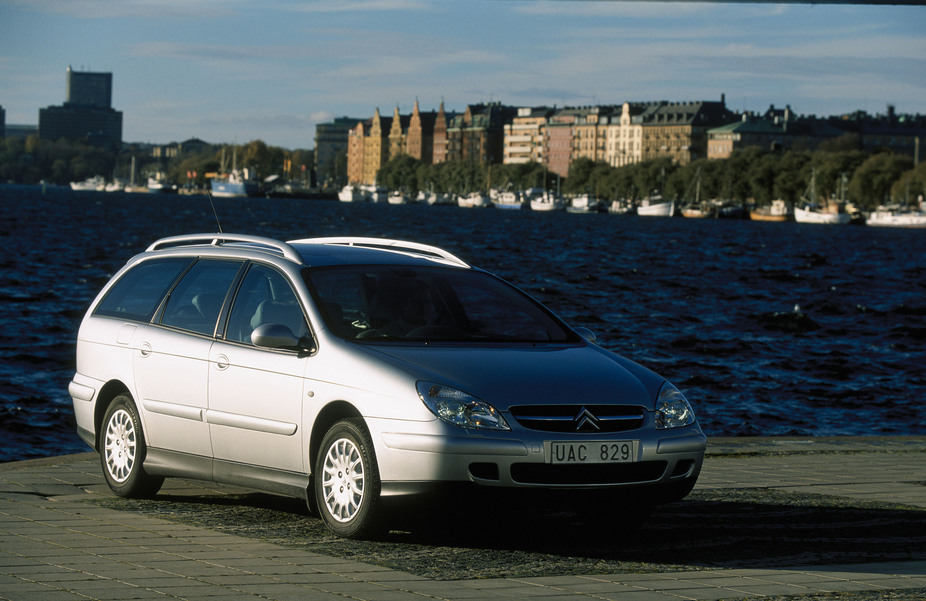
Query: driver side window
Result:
<box><xmin>226</xmin><ymin>264</ymin><xmax>308</xmax><ymax>345</ymax></box>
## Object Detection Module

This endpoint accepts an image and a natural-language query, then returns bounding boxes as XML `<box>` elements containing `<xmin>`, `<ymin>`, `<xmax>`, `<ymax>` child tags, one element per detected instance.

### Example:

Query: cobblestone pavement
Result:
<box><xmin>1</xmin><ymin>437</ymin><xmax>925</xmax><ymax>600</ymax></box>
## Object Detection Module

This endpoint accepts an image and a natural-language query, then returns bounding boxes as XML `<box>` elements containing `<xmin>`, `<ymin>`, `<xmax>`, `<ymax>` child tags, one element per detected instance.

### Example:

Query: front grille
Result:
<box><xmin>510</xmin><ymin>461</ymin><xmax>667</xmax><ymax>485</ymax></box>
<box><xmin>509</xmin><ymin>404</ymin><xmax>645</xmax><ymax>433</ymax></box>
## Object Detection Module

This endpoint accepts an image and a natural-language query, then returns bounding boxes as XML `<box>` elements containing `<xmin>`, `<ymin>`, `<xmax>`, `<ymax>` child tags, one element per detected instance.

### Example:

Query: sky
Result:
<box><xmin>1</xmin><ymin>0</ymin><xmax>924</xmax><ymax>150</ymax></box>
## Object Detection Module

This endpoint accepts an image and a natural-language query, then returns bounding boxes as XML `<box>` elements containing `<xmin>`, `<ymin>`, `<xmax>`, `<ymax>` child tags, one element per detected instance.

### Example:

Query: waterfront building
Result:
<box><xmin>828</xmin><ymin>105</ymin><xmax>926</xmax><ymax>161</ymax></box>
<box><xmin>406</xmin><ymin>100</ymin><xmax>436</xmax><ymax>163</ymax></box>
<box><xmin>38</xmin><ymin>67</ymin><xmax>122</xmax><ymax>148</ymax></box>
<box><xmin>66</xmin><ymin>67</ymin><xmax>112</xmax><ymax>109</ymax></box>
<box><xmin>446</xmin><ymin>103</ymin><xmax>517</xmax><ymax>165</ymax></box>
<box><xmin>638</xmin><ymin>97</ymin><xmax>734</xmax><ymax>165</ymax></box>
<box><xmin>545</xmin><ymin>109</ymin><xmax>581</xmax><ymax>178</ymax></box>
<box><xmin>388</xmin><ymin>107</ymin><xmax>410</xmax><ymax>160</ymax></box>
<box><xmin>362</xmin><ymin>108</ymin><xmax>392</xmax><ymax>185</ymax></box>
<box><xmin>315</xmin><ymin>117</ymin><xmax>363</xmax><ymax>188</ymax></box>
<box><xmin>503</xmin><ymin>107</ymin><xmax>554</xmax><ymax>165</ymax></box>
<box><xmin>346</xmin><ymin>119</ymin><xmax>368</xmax><ymax>185</ymax></box>
<box><xmin>604</xmin><ymin>102</ymin><xmax>646</xmax><ymax>168</ymax></box>
<box><xmin>707</xmin><ymin>106</ymin><xmax>843</xmax><ymax>159</ymax></box>
<box><xmin>432</xmin><ymin>102</ymin><xmax>450</xmax><ymax>163</ymax></box>
<box><xmin>573</xmin><ymin>106</ymin><xmax>617</xmax><ymax>163</ymax></box>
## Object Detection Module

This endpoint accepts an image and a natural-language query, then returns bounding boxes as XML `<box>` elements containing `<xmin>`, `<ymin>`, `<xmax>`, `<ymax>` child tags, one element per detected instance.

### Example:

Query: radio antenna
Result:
<box><xmin>207</xmin><ymin>191</ymin><xmax>224</xmax><ymax>233</ymax></box>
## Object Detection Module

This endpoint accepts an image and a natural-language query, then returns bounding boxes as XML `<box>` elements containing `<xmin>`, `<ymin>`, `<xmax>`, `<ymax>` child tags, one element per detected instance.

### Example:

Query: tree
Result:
<box><xmin>849</xmin><ymin>152</ymin><xmax>914</xmax><ymax>209</ymax></box>
<box><xmin>890</xmin><ymin>161</ymin><xmax>926</xmax><ymax>207</ymax></box>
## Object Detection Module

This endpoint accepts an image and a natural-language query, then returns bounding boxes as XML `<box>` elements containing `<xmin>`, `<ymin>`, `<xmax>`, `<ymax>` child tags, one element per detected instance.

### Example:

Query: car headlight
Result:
<box><xmin>655</xmin><ymin>382</ymin><xmax>696</xmax><ymax>429</ymax></box>
<box><xmin>417</xmin><ymin>382</ymin><xmax>510</xmax><ymax>431</ymax></box>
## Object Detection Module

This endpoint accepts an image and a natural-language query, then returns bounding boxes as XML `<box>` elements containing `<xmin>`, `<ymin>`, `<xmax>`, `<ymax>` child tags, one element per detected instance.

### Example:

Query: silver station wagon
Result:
<box><xmin>70</xmin><ymin>234</ymin><xmax>706</xmax><ymax>538</ymax></box>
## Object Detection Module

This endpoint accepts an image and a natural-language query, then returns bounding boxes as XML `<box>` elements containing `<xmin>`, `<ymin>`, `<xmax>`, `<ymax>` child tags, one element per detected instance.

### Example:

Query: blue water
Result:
<box><xmin>2</xmin><ymin>184</ymin><xmax>925</xmax><ymax>463</ymax></box>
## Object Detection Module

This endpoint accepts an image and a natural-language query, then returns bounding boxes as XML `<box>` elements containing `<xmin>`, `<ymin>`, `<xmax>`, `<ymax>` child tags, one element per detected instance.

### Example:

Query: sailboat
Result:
<box><xmin>680</xmin><ymin>168</ymin><xmax>712</xmax><ymax>218</ymax></box>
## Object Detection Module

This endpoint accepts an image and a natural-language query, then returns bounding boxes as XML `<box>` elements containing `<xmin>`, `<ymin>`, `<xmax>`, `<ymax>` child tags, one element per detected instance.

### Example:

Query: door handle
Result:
<box><xmin>215</xmin><ymin>354</ymin><xmax>229</xmax><ymax>370</ymax></box>
<box><xmin>139</xmin><ymin>342</ymin><xmax>152</xmax><ymax>357</ymax></box>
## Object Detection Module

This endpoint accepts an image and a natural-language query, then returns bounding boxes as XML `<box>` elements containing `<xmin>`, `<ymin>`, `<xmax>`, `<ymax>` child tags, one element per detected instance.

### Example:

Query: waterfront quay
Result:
<box><xmin>1</xmin><ymin>437</ymin><xmax>924</xmax><ymax>600</ymax></box>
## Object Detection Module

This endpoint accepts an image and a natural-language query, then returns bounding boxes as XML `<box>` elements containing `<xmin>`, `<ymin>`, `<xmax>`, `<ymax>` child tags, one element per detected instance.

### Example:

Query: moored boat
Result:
<box><xmin>70</xmin><ymin>176</ymin><xmax>105</xmax><ymax>191</ymax></box>
<box><xmin>210</xmin><ymin>168</ymin><xmax>259</xmax><ymax>198</ymax></box>
<box><xmin>637</xmin><ymin>195</ymin><xmax>674</xmax><ymax>217</ymax></box>
<box><xmin>750</xmin><ymin>199</ymin><xmax>792</xmax><ymax>222</ymax></box>
<box><xmin>794</xmin><ymin>205</ymin><xmax>851</xmax><ymax>225</ymax></box>
<box><xmin>388</xmin><ymin>191</ymin><xmax>409</xmax><ymax>205</ymax></box>
<box><xmin>865</xmin><ymin>207</ymin><xmax>926</xmax><ymax>228</ymax></box>
<box><xmin>566</xmin><ymin>193</ymin><xmax>600</xmax><ymax>213</ymax></box>
<box><xmin>493</xmin><ymin>190</ymin><xmax>522</xmax><ymax>210</ymax></box>
<box><xmin>458</xmin><ymin>191</ymin><xmax>490</xmax><ymax>208</ymax></box>
<box><xmin>338</xmin><ymin>185</ymin><xmax>365</xmax><ymax>202</ymax></box>
<box><xmin>793</xmin><ymin>168</ymin><xmax>850</xmax><ymax>225</ymax></box>
<box><xmin>530</xmin><ymin>191</ymin><xmax>563</xmax><ymax>212</ymax></box>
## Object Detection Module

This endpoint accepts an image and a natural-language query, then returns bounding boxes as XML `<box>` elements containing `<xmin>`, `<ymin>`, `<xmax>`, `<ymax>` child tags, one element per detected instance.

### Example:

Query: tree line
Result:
<box><xmin>0</xmin><ymin>136</ymin><xmax>313</xmax><ymax>188</ymax></box>
<box><xmin>3</xmin><ymin>134</ymin><xmax>923</xmax><ymax>210</ymax></box>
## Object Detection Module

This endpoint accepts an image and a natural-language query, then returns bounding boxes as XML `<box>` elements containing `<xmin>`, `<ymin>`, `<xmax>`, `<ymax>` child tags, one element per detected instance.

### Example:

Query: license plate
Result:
<box><xmin>546</xmin><ymin>440</ymin><xmax>638</xmax><ymax>464</ymax></box>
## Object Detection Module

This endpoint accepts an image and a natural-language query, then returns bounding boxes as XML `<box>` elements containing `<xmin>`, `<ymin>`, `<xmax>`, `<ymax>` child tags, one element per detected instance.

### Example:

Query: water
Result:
<box><xmin>2</xmin><ymin>184</ymin><xmax>925</xmax><ymax>463</ymax></box>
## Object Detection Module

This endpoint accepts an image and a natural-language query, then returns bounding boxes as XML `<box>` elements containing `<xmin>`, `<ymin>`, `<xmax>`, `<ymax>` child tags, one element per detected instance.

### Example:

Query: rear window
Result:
<box><xmin>94</xmin><ymin>258</ymin><xmax>192</xmax><ymax>322</ymax></box>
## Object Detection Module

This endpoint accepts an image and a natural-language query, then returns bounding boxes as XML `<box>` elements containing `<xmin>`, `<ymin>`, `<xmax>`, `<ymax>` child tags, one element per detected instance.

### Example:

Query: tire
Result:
<box><xmin>100</xmin><ymin>394</ymin><xmax>164</xmax><ymax>498</ymax></box>
<box><xmin>314</xmin><ymin>418</ymin><xmax>382</xmax><ymax>538</ymax></box>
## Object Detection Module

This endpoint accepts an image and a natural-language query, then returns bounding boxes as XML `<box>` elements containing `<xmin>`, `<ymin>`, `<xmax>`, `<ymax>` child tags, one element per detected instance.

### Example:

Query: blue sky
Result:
<box><xmin>1</xmin><ymin>0</ymin><xmax>924</xmax><ymax>150</ymax></box>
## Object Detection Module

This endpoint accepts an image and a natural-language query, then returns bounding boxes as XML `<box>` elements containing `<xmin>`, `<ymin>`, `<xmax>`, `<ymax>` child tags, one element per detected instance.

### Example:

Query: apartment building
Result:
<box><xmin>315</xmin><ymin>117</ymin><xmax>363</xmax><ymax>187</ymax></box>
<box><xmin>604</xmin><ymin>102</ymin><xmax>646</xmax><ymax>167</ymax></box>
<box><xmin>503</xmin><ymin>107</ymin><xmax>554</xmax><ymax>165</ymax></box>
<box><xmin>637</xmin><ymin>98</ymin><xmax>734</xmax><ymax>164</ymax></box>
<box><xmin>446</xmin><ymin>103</ymin><xmax>517</xmax><ymax>165</ymax></box>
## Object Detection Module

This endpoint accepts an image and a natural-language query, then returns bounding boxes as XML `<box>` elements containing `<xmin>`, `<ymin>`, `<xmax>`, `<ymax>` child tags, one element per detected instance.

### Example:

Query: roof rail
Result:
<box><xmin>292</xmin><ymin>236</ymin><xmax>469</xmax><ymax>268</ymax></box>
<box><xmin>146</xmin><ymin>234</ymin><xmax>303</xmax><ymax>263</ymax></box>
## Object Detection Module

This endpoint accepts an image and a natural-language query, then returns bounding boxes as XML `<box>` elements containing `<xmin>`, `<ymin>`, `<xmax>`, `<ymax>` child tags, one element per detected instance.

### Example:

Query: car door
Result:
<box><xmin>207</xmin><ymin>263</ymin><xmax>310</xmax><ymax>473</ymax></box>
<box><xmin>133</xmin><ymin>258</ymin><xmax>243</xmax><ymax>457</ymax></box>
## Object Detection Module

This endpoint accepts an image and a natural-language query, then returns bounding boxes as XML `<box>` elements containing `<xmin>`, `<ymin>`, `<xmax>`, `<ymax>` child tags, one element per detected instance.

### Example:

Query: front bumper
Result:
<box><xmin>373</xmin><ymin>420</ymin><xmax>706</xmax><ymax>496</ymax></box>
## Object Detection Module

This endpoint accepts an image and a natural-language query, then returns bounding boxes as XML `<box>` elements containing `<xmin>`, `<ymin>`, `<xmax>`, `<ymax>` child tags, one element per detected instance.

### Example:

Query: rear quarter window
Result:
<box><xmin>93</xmin><ymin>257</ymin><xmax>192</xmax><ymax>322</ymax></box>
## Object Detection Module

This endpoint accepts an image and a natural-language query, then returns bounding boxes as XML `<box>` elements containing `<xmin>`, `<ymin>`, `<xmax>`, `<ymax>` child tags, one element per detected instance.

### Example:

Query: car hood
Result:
<box><xmin>360</xmin><ymin>342</ymin><xmax>664</xmax><ymax>411</ymax></box>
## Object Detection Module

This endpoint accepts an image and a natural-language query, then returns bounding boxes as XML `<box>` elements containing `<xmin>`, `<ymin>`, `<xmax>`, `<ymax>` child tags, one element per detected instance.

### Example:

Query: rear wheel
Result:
<box><xmin>100</xmin><ymin>394</ymin><xmax>164</xmax><ymax>498</ymax></box>
<box><xmin>314</xmin><ymin>418</ymin><xmax>382</xmax><ymax>538</ymax></box>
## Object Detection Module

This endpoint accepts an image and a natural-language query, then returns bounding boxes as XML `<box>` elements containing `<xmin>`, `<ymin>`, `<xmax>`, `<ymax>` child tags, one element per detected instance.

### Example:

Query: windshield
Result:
<box><xmin>305</xmin><ymin>265</ymin><xmax>576</xmax><ymax>343</ymax></box>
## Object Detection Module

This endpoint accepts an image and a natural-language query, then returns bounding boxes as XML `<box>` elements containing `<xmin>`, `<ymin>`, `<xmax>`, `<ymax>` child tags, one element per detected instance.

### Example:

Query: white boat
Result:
<box><xmin>608</xmin><ymin>199</ymin><xmax>635</xmax><ymax>215</ymax></box>
<box><xmin>147</xmin><ymin>175</ymin><xmax>174</xmax><ymax>193</ymax></box>
<box><xmin>794</xmin><ymin>168</ymin><xmax>850</xmax><ymax>225</ymax></box>
<box><xmin>493</xmin><ymin>191</ymin><xmax>522</xmax><ymax>210</ymax></box>
<box><xmin>866</xmin><ymin>208</ymin><xmax>926</xmax><ymax>228</ymax></box>
<box><xmin>387</xmin><ymin>191</ymin><xmax>408</xmax><ymax>205</ymax></box>
<box><xmin>104</xmin><ymin>179</ymin><xmax>125</xmax><ymax>192</ymax></box>
<box><xmin>69</xmin><ymin>176</ymin><xmax>105</xmax><ymax>191</ymax></box>
<box><xmin>794</xmin><ymin>206</ymin><xmax>851</xmax><ymax>225</ymax></box>
<box><xmin>637</xmin><ymin>196</ymin><xmax>674</xmax><ymax>217</ymax></box>
<box><xmin>361</xmin><ymin>185</ymin><xmax>387</xmax><ymax>203</ymax></box>
<box><xmin>530</xmin><ymin>191</ymin><xmax>563</xmax><ymax>212</ymax></box>
<box><xmin>458</xmin><ymin>192</ymin><xmax>490</xmax><ymax>208</ymax></box>
<box><xmin>338</xmin><ymin>185</ymin><xmax>365</xmax><ymax>202</ymax></box>
<box><xmin>566</xmin><ymin>194</ymin><xmax>600</xmax><ymax>213</ymax></box>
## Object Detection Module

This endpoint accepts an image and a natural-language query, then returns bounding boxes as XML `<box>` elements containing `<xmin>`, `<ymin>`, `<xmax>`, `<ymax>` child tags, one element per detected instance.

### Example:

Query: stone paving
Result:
<box><xmin>1</xmin><ymin>437</ymin><xmax>925</xmax><ymax>600</ymax></box>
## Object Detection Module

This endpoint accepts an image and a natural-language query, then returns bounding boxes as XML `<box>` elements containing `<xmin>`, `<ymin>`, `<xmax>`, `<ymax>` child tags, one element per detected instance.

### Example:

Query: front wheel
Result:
<box><xmin>100</xmin><ymin>394</ymin><xmax>164</xmax><ymax>498</ymax></box>
<box><xmin>314</xmin><ymin>418</ymin><xmax>382</xmax><ymax>538</ymax></box>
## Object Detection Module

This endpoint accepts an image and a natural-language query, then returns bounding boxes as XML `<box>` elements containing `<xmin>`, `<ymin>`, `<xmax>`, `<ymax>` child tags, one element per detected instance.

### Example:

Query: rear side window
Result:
<box><xmin>159</xmin><ymin>259</ymin><xmax>243</xmax><ymax>336</ymax></box>
<box><xmin>94</xmin><ymin>258</ymin><xmax>192</xmax><ymax>322</ymax></box>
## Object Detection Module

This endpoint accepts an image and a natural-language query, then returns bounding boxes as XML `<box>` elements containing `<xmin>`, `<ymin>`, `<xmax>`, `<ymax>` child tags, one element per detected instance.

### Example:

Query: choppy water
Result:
<box><xmin>2</xmin><ymin>184</ymin><xmax>924</xmax><ymax>462</ymax></box>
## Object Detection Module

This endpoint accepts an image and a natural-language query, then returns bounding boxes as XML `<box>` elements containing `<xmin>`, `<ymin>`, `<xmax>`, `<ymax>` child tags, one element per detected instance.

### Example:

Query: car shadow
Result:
<box><xmin>99</xmin><ymin>485</ymin><xmax>926</xmax><ymax>578</ymax></box>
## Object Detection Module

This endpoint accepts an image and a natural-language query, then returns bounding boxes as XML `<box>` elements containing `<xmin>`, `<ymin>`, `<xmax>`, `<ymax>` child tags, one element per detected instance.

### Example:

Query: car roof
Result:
<box><xmin>145</xmin><ymin>234</ymin><xmax>471</xmax><ymax>269</ymax></box>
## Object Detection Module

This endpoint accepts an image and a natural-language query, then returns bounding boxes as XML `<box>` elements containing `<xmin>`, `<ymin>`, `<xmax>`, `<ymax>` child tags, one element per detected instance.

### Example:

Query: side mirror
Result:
<box><xmin>251</xmin><ymin>324</ymin><xmax>312</xmax><ymax>351</ymax></box>
<box><xmin>574</xmin><ymin>327</ymin><xmax>597</xmax><ymax>344</ymax></box>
